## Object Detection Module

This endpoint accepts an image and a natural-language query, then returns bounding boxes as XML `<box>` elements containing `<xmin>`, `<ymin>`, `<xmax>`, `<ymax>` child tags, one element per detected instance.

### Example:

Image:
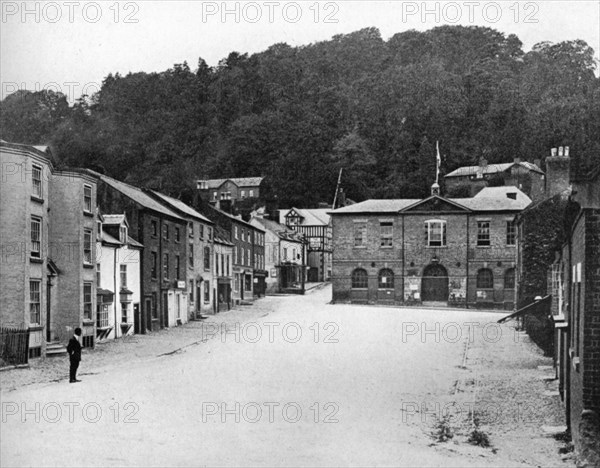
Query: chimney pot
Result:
<box><xmin>551</xmin><ymin>148</ymin><xmax>557</xmax><ymax>157</ymax></box>
<box><xmin>558</xmin><ymin>147</ymin><xmax>564</xmax><ymax>157</ymax></box>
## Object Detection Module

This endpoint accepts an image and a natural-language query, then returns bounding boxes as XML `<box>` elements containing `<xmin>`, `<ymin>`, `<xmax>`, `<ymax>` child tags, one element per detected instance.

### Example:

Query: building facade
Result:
<box><xmin>1</xmin><ymin>140</ymin><xmax>98</xmax><ymax>356</ymax></box>
<box><xmin>214</xmin><ymin>227</ymin><xmax>234</xmax><ymax>312</ymax></box>
<box><xmin>330</xmin><ymin>186</ymin><xmax>531</xmax><ymax>308</ymax></box>
<box><xmin>147</xmin><ymin>190</ymin><xmax>215</xmax><ymax>319</ymax></box>
<box><xmin>90</xmin><ymin>171</ymin><xmax>188</xmax><ymax>333</ymax></box>
<box><xmin>279</xmin><ymin>208</ymin><xmax>332</xmax><ymax>282</ymax></box>
<box><xmin>197</xmin><ymin>177</ymin><xmax>264</xmax><ymax>206</ymax></box>
<box><xmin>550</xmin><ymin>165</ymin><xmax>600</xmax><ymax>466</ymax></box>
<box><xmin>96</xmin><ymin>214</ymin><xmax>142</xmax><ymax>342</ymax></box>
<box><xmin>250</xmin><ymin>216</ymin><xmax>306</xmax><ymax>294</ymax></box>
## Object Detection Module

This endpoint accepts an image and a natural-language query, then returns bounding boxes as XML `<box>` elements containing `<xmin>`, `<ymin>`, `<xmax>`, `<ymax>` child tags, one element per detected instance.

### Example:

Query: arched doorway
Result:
<box><xmin>422</xmin><ymin>264</ymin><xmax>449</xmax><ymax>302</ymax></box>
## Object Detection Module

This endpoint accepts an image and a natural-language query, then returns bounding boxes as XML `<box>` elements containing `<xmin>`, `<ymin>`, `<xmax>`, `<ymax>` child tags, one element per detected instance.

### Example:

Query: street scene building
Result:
<box><xmin>250</xmin><ymin>216</ymin><xmax>307</xmax><ymax>294</ymax></box>
<box><xmin>330</xmin><ymin>185</ymin><xmax>530</xmax><ymax>308</ymax></box>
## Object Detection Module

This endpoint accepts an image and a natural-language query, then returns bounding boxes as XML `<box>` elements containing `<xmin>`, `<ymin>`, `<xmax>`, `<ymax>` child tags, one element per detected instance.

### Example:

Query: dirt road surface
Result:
<box><xmin>0</xmin><ymin>286</ymin><xmax>572</xmax><ymax>467</ymax></box>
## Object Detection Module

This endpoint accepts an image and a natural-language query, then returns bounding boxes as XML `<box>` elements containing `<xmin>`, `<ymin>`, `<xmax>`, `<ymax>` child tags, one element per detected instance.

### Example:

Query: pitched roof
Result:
<box><xmin>328</xmin><ymin>199</ymin><xmax>419</xmax><ymax>215</ymax></box>
<box><xmin>102</xmin><ymin>214</ymin><xmax>127</xmax><ymax>226</ymax></box>
<box><xmin>279</xmin><ymin>208</ymin><xmax>332</xmax><ymax>225</ymax></box>
<box><xmin>198</xmin><ymin>177</ymin><xmax>264</xmax><ymax>190</ymax></box>
<box><xmin>205</xmin><ymin>204</ymin><xmax>264</xmax><ymax>231</ymax></box>
<box><xmin>101</xmin><ymin>230</ymin><xmax>122</xmax><ymax>245</ymax></box>
<box><xmin>455</xmin><ymin>187</ymin><xmax>532</xmax><ymax>211</ymax></box>
<box><xmin>87</xmin><ymin>171</ymin><xmax>184</xmax><ymax>221</ymax></box>
<box><xmin>149</xmin><ymin>190</ymin><xmax>213</xmax><ymax>224</ymax></box>
<box><xmin>251</xmin><ymin>217</ymin><xmax>303</xmax><ymax>241</ymax></box>
<box><xmin>127</xmin><ymin>236</ymin><xmax>144</xmax><ymax>248</ymax></box>
<box><xmin>330</xmin><ymin>187</ymin><xmax>531</xmax><ymax>215</ymax></box>
<box><xmin>445</xmin><ymin>161</ymin><xmax>543</xmax><ymax>178</ymax></box>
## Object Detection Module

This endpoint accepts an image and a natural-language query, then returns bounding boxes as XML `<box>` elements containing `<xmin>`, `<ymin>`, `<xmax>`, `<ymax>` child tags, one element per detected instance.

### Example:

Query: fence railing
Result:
<box><xmin>0</xmin><ymin>327</ymin><xmax>30</xmax><ymax>366</ymax></box>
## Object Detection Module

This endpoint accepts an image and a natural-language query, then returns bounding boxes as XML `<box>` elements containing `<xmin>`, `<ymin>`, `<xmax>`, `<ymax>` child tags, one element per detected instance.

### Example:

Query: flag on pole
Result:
<box><xmin>436</xmin><ymin>141</ymin><xmax>441</xmax><ymax>184</ymax></box>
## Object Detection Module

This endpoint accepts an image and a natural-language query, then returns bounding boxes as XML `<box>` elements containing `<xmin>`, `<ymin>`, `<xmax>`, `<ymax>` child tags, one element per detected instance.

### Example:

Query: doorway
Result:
<box><xmin>422</xmin><ymin>264</ymin><xmax>449</xmax><ymax>302</ymax></box>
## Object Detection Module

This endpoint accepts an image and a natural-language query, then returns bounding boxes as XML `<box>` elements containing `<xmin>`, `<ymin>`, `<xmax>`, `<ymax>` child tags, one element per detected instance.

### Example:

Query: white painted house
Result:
<box><xmin>96</xmin><ymin>214</ymin><xmax>143</xmax><ymax>340</ymax></box>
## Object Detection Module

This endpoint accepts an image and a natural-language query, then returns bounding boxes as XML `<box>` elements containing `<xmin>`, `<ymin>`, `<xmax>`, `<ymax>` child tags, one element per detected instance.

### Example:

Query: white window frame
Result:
<box><xmin>426</xmin><ymin>220</ymin><xmax>447</xmax><ymax>247</ymax></box>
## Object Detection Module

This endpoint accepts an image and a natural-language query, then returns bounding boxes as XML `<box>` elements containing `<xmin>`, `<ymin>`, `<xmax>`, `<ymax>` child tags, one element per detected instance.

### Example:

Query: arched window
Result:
<box><xmin>504</xmin><ymin>268</ymin><xmax>515</xmax><ymax>289</ymax></box>
<box><xmin>351</xmin><ymin>269</ymin><xmax>368</xmax><ymax>289</ymax></box>
<box><xmin>378</xmin><ymin>269</ymin><xmax>394</xmax><ymax>289</ymax></box>
<box><xmin>477</xmin><ymin>269</ymin><xmax>494</xmax><ymax>289</ymax></box>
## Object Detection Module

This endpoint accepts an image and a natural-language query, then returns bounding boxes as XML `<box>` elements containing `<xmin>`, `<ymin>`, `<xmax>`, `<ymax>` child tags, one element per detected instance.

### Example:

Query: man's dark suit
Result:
<box><xmin>67</xmin><ymin>336</ymin><xmax>82</xmax><ymax>382</ymax></box>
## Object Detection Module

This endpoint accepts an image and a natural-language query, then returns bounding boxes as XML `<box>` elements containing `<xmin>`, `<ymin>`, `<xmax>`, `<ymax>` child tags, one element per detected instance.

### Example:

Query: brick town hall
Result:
<box><xmin>329</xmin><ymin>154</ymin><xmax>568</xmax><ymax>309</ymax></box>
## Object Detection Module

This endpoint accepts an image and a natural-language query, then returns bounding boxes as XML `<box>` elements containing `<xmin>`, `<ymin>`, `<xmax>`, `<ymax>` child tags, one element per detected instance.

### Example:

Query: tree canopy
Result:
<box><xmin>1</xmin><ymin>26</ymin><xmax>598</xmax><ymax>206</ymax></box>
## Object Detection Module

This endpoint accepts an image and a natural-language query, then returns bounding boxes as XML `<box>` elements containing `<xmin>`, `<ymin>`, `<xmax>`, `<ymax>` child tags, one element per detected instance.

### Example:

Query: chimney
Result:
<box><xmin>534</xmin><ymin>159</ymin><xmax>541</xmax><ymax>169</ymax></box>
<box><xmin>514</xmin><ymin>157</ymin><xmax>521</xmax><ymax>164</ymax></box>
<box><xmin>476</xmin><ymin>157</ymin><xmax>487</xmax><ymax>179</ymax></box>
<box><xmin>545</xmin><ymin>146</ymin><xmax>570</xmax><ymax>196</ymax></box>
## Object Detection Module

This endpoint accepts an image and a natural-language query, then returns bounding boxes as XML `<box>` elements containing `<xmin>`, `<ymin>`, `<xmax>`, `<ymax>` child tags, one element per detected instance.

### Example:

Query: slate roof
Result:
<box><xmin>279</xmin><ymin>208</ymin><xmax>332</xmax><ymax>226</ymax></box>
<box><xmin>127</xmin><ymin>236</ymin><xmax>144</xmax><ymax>248</ymax></box>
<box><xmin>330</xmin><ymin>187</ymin><xmax>531</xmax><ymax>215</ymax></box>
<box><xmin>87</xmin><ymin>171</ymin><xmax>184</xmax><ymax>221</ymax></box>
<box><xmin>198</xmin><ymin>177</ymin><xmax>264</xmax><ymax>189</ymax></box>
<box><xmin>102</xmin><ymin>214</ymin><xmax>126</xmax><ymax>226</ymax></box>
<box><xmin>251</xmin><ymin>217</ymin><xmax>304</xmax><ymax>242</ymax></box>
<box><xmin>101</xmin><ymin>231</ymin><xmax>122</xmax><ymax>245</ymax></box>
<box><xmin>149</xmin><ymin>190</ymin><xmax>213</xmax><ymax>224</ymax></box>
<box><xmin>445</xmin><ymin>161</ymin><xmax>543</xmax><ymax>178</ymax></box>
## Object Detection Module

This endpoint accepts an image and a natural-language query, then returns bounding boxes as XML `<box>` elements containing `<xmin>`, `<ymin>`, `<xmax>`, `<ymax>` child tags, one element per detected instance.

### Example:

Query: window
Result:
<box><xmin>84</xmin><ymin>229</ymin><xmax>93</xmax><ymax>264</ymax></box>
<box><xmin>204</xmin><ymin>280</ymin><xmax>210</xmax><ymax>303</ymax></box>
<box><xmin>152</xmin><ymin>292</ymin><xmax>158</xmax><ymax>319</ymax></box>
<box><xmin>175</xmin><ymin>255</ymin><xmax>180</xmax><ymax>280</ymax></box>
<box><xmin>151</xmin><ymin>220</ymin><xmax>158</xmax><ymax>237</ymax></box>
<box><xmin>245</xmin><ymin>274</ymin><xmax>252</xmax><ymax>291</ymax></box>
<box><xmin>506</xmin><ymin>221</ymin><xmax>516</xmax><ymax>246</ymax></box>
<box><xmin>477</xmin><ymin>269</ymin><xmax>494</xmax><ymax>289</ymax></box>
<box><xmin>241</xmin><ymin>229</ymin><xmax>245</xmax><ymax>242</ymax></box>
<box><xmin>351</xmin><ymin>269</ymin><xmax>368</xmax><ymax>289</ymax></box>
<box><xmin>208</xmin><ymin>227</ymin><xmax>213</xmax><ymax>241</ymax></box>
<box><xmin>283</xmin><ymin>247</ymin><xmax>288</xmax><ymax>261</ymax></box>
<box><xmin>84</xmin><ymin>184</ymin><xmax>92</xmax><ymax>212</ymax></box>
<box><xmin>97</xmin><ymin>220</ymin><xmax>102</xmax><ymax>237</ymax></box>
<box><xmin>31</xmin><ymin>217</ymin><xmax>41</xmax><ymax>258</ymax></box>
<box><xmin>151</xmin><ymin>252</ymin><xmax>158</xmax><ymax>279</ymax></box>
<box><xmin>163</xmin><ymin>253</ymin><xmax>169</xmax><ymax>280</ymax></box>
<box><xmin>226</xmin><ymin>255</ymin><xmax>230</xmax><ymax>276</ymax></box>
<box><xmin>354</xmin><ymin>222</ymin><xmax>367</xmax><ymax>247</ymax></box>
<box><xmin>163</xmin><ymin>224</ymin><xmax>169</xmax><ymax>241</ymax></box>
<box><xmin>175</xmin><ymin>227</ymin><xmax>181</xmax><ymax>243</ymax></box>
<box><xmin>477</xmin><ymin>221</ymin><xmax>490</xmax><ymax>246</ymax></box>
<box><xmin>121</xmin><ymin>303</ymin><xmax>128</xmax><ymax>323</ymax></box>
<box><xmin>83</xmin><ymin>282</ymin><xmax>92</xmax><ymax>320</ymax></box>
<box><xmin>246</xmin><ymin>249</ymin><xmax>250</xmax><ymax>266</ymax></box>
<box><xmin>235</xmin><ymin>226</ymin><xmax>238</xmax><ymax>239</ymax></box>
<box><xmin>380</xmin><ymin>222</ymin><xmax>393</xmax><ymax>247</ymax></box>
<box><xmin>204</xmin><ymin>247</ymin><xmax>210</xmax><ymax>270</ymax></box>
<box><xmin>378</xmin><ymin>269</ymin><xmax>394</xmax><ymax>289</ymax></box>
<box><xmin>32</xmin><ymin>164</ymin><xmax>43</xmax><ymax>198</ymax></box>
<box><xmin>504</xmin><ymin>268</ymin><xmax>515</xmax><ymax>289</ymax></box>
<box><xmin>97</xmin><ymin>302</ymin><xmax>109</xmax><ymax>328</ymax></box>
<box><xmin>119</xmin><ymin>226</ymin><xmax>127</xmax><ymax>243</ymax></box>
<box><xmin>29</xmin><ymin>280</ymin><xmax>41</xmax><ymax>324</ymax></box>
<box><xmin>96</xmin><ymin>263</ymin><xmax>101</xmax><ymax>285</ymax></box>
<box><xmin>234</xmin><ymin>273</ymin><xmax>240</xmax><ymax>292</ymax></box>
<box><xmin>249</xmin><ymin>190</ymin><xmax>254</xmax><ymax>198</ymax></box>
<box><xmin>213</xmin><ymin>191</ymin><xmax>217</xmax><ymax>201</ymax></box>
<box><xmin>425</xmin><ymin>220</ymin><xmax>447</xmax><ymax>247</ymax></box>
<box><xmin>233</xmin><ymin>246</ymin><xmax>238</xmax><ymax>265</ymax></box>
<box><xmin>189</xmin><ymin>243</ymin><xmax>194</xmax><ymax>267</ymax></box>
<box><xmin>199</xmin><ymin>224</ymin><xmax>204</xmax><ymax>239</ymax></box>
<box><xmin>188</xmin><ymin>222</ymin><xmax>194</xmax><ymax>238</ymax></box>
<box><xmin>120</xmin><ymin>264</ymin><xmax>127</xmax><ymax>289</ymax></box>
<box><xmin>241</xmin><ymin>190</ymin><xmax>246</xmax><ymax>199</ymax></box>
<box><xmin>189</xmin><ymin>280</ymin><xmax>194</xmax><ymax>302</ymax></box>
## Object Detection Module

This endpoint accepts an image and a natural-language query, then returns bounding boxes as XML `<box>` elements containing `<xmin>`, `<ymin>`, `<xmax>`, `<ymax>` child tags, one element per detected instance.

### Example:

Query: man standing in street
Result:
<box><xmin>67</xmin><ymin>327</ymin><xmax>82</xmax><ymax>383</ymax></box>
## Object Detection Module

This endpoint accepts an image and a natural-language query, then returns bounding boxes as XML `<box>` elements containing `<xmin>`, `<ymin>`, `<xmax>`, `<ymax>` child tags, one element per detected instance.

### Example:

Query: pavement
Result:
<box><xmin>0</xmin><ymin>285</ymin><xmax>574</xmax><ymax>467</ymax></box>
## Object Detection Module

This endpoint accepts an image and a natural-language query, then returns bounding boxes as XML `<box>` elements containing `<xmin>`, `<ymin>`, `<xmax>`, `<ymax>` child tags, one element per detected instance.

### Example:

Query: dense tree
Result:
<box><xmin>1</xmin><ymin>26</ymin><xmax>597</xmax><ymax>207</ymax></box>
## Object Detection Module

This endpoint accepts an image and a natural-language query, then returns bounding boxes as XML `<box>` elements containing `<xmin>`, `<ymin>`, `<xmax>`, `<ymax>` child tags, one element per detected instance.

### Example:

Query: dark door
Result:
<box><xmin>422</xmin><ymin>264</ymin><xmax>449</xmax><ymax>302</ymax></box>
<box><xmin>142</xmin><ymin>297</ymin><xmax>151</xmax><ymax>334</ymax></box>
<box><xmin>46</xmin><ymin>280</ymin><xmax>52</xmax><ymax>341</ymax></box>
<box><xmin>196</xmin><ymin>285</ymin><xmax>201</xmax><ymax>316</ymax></box>
<box><xmin>133</xmin><ymin>303</ymin><xmax>140</xmax><ymax>334</ymax></box>
<box><xmin>162</xmin><ymin>292</ymin><xmax>168</xmax><ymax>328</ymax></box>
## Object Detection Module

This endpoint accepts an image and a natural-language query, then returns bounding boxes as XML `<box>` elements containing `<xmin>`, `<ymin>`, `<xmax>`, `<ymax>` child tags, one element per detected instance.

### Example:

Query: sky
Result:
<box><xmin>1</xmin><ymin>1</ymin><xmax>599</xmax><ymax>102</ymax></box>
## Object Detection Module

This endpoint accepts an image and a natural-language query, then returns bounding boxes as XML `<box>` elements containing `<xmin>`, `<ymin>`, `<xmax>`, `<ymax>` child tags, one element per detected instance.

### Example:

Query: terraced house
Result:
<box><xmin>330</xmin><ymin>185</ymin><xmax>531</xmax><ymax>309</ymax></box>
<box><xmin>1</xmin><ymin>140</ymin><xmax>98</xmax><ymax>356</ymax></box>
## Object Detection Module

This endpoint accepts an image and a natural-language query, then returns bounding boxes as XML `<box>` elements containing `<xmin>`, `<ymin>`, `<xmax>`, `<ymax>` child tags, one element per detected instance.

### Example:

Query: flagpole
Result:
<box><xmin>436</xmin><ymin>141</ymin><xmax>441</xmax><ymax>185</ymax></box>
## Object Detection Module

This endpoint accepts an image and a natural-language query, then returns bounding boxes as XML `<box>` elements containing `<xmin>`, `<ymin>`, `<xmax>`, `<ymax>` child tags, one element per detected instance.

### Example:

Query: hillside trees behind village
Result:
<box><xmin>1</xmin><ymin>26</ymin><xmax>598</xmax><ymax>207</ymax></box>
